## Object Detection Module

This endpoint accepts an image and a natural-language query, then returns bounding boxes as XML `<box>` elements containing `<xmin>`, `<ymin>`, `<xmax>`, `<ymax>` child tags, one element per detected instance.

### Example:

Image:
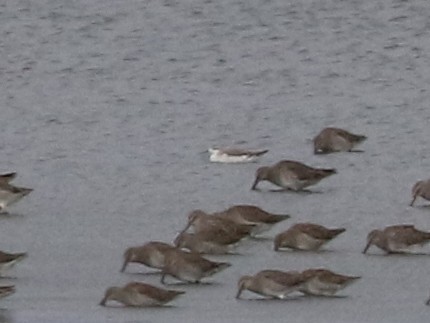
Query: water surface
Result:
<box><xmin>1</xmin><ymin>0</ymin><xmax>430</xmax><ymax>322</ymax></box>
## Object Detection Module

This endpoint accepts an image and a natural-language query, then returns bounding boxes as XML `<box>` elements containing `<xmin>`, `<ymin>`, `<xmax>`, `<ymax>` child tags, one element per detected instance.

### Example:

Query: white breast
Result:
<box><xmin>295</xmin><ymin>233</ymin><xmax>325</xmax><ymax>250</ymax></box>
<box><xmin>303</xmin><ymin>278</ymin><xmax>339</xmax><ymax>296</ymax></box>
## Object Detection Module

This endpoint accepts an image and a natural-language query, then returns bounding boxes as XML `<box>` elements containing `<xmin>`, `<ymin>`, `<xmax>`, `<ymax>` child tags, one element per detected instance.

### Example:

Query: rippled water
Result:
<box><xmin>1</xmin><ymin>0</ymin><xmax>430</xmax><ymax>322</ymax></box>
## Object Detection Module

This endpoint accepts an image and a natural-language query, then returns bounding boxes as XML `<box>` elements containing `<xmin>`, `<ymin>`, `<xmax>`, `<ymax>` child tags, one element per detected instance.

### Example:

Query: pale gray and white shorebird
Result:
<box><xmin>410</xmin><ymin>179</ymin><xmax>430</xmax><ymax>206</ymax></box>
<box><xmin>174</xmin><ymin>231</ymin><xmax>239</xmax><ymax>255</ymax></box>
<box><xmin>215</xmin><ymin>205</ymin><xmax>290</xmax><ymax>236</ymax></box>
<box><xmin>313</xmin><ymin>127</ymin><xmax>367</xmax><ymax>154</ymax></box>
<box><xmin>0</xmin><ymin>182</ymin><xmax>33</xmax><ymax>212</ymax></box>
<box><xmin>0</xmin><ymin>285</ymin><xmax>15</xmax><ymax>300</ymax></box>
<box><xmin>99</xmin><ymin>281</ymin><xmax>185</xmax><ymax>307</ymax></box>
<box><xmin>160</xmin><ymin>248</ymin><xmax>231</xmax><ymax>284</ymax></box>
<box><xmin>181</xmin><ymin>210</ymin><xmax>254</xmax><ymax>241</ymax></box>
<box><xmin>274</xmin><ymin>223</ymin><xmax>345</xmax><ymax>251</ymax></box>
<box><xmin>208</xmin><ymin>147</ymin><xmax>268</xmax><ymax>163</ymax></box>
<box><xmin>299</xmin><ymin>269</ymin><xmax>360</xmax><ymax>296</ymax></box>
<box><xmin>0</xmin><ymin>250</ymin><xmax>27</xmax><ymax>276</ymax></box>
<box><xmin>363</xmin><ymin>225</ymin><xmax>430</xmax><ymax>254</ymax></box>
<box><xmin>121</xmin><ymin>241</ymin><xmax>177</xmax><ymax>273</ymax></box>
<box><xmin>236</xmin><ymin>269</ymin><xmax>305</xmax><ymax>299</ymax></box>
<box><xmin>251</xmin><ymin>160</ymin><xmax>336</xmax><ymax>191</ymax></box>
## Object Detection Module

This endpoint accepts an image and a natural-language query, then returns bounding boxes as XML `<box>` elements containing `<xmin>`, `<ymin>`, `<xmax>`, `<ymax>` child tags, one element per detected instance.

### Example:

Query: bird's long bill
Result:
<box><xmin>120</xmin><ymin>249</ymin><xmax>132</xmax><ymax>272</ymax></box>
<box><xmin>362</xmin><ymin>240</ymin><xmax>372</xmax><ymax>254</ymax></box>
<box><xmin>235</xmin><ymin>286</ymin><xmax>244</xmax><ymax>299</ymax></box>
<box><xmin>160</xmin><ymin>272</ymin><xmax>168</xmax><ymax>285</ymax></box>
<box><xmin>409</xmin><ymin>195</ymin><xmax>417</xmax><ymax>206</ymax></box>
<box><xmin>173</xmin><ymin>233</ymin><xmax>182</xmax><ymax>247</ymax></box>
<box><xmin>251</xmin><ymin>178</ymin><xmax>259</xmax><ymax>190</ymax></box>
<box><xmin>120</xmin><ymin>257</ymin><xmax>129</xmax><ymax>273</ymax></box>
<box><xmin>178</xmin><ymin>221</ymin><xmax>192</xmax><ymax>236</ymax></box>
<box><xmin>99</xmin><ymin>296</ymin><xmax>108</xmax><ymax>306</ymax></box>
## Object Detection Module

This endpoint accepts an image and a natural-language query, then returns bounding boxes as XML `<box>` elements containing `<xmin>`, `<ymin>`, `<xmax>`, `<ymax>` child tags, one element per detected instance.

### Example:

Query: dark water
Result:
<box><xmin>1</xmin><ymin>0</ymin><xmax>430</xmax><ymax>321</ymax></box>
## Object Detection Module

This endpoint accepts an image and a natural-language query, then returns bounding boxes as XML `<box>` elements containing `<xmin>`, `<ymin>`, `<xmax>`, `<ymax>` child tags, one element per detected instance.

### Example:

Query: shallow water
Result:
<box><xmin>1</xmin><ymin>0</ymin><xmax>430</xmax><ymax>321</ymax></box>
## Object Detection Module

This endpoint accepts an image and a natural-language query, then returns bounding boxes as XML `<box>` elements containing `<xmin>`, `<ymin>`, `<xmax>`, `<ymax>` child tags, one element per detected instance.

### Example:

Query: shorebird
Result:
<box><xmin>0</xmin><ymin>285</ymin><xmax>15</xmax><ymax>300</ymax></box>
<box><xmin>208</xmin><ymin>147</ymin><xmax>268</xmax><ymax>163</ymax></box>
<box><xmin>174</xmin><ymin>231</ymin><xmax>239</xmax><ymax>254</ymax></box>
<box><xmin>121</xmin><ymin>241</ymin><xmax>177</xmax><ymax>273</ymax></box>
<box><xmin>274</xmin><ymin>223</ymin><xmax>345</xmax><ymax>251</ymax></box>
<box><xmin>299</xmin><ymin>268</ymin><xmax>360</xmax><ymax>296</ymax></box>
<box><xmin>0</xmin><ymin>182</ymin><xmax>33</xmax><ymax>212</ymax></box>
<box><xmin>215</xmin><ymin>205</ymin><xmax>290</xmax><ymax>236</ymax></box>
<box><xmin>99</xmin><ymin>281</ymin><xmax>185</xmax><ymax>307</ymax></box>
<box><xmin>160</xmin><ymin>248</ymin><xmax>231</xmax><ymax>284</ymax></box>
<box><xmin>251</xmin><ymin>160</ymin><xmax>336</xmax><ymax>191</ymax></box>
<box><xmin>410</xmin><ymin>179</ymin><xmax>430</xmax><ymax>206</ymax></box>
<box><xmin>0</xmin><ymin>173</ymin><xmax>17</xmax><ymax>184</ymax></box>
<box><xmin>0</xmin><ymin>250</ymin><xmax>27</xmax><ymax>276</ymax></box>
<box><xmin>236</xmin><ymin>269</ymin><xmax>305</xmax><ymax>299</ymax></box>
<box><xmin>181</xmin><ymin>210</ymin><xmax>254</xmax><ymax>241</ymax></box>
<box><xmin>313</xmin><ymin>127</ymin><xmax>367</xmax><ymax>154</ymax></box>
<box><xmin>363</xmin><ymin>225</ymin><xmax>430</xmax><ymax>254</ymax></box>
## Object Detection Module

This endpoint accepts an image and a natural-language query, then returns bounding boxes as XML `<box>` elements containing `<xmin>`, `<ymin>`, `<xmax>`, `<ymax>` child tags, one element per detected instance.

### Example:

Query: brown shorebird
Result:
<box><xmin>313</xmin><ymin>127</ymin><xmax>367</xmax><ymax>154</ymax></box>
<box><xmin>99</xmin><ymin>281</ymin><xmax>185</xmax><ymax>307</ymax></box>
<box><xmin>251</xmin><ymin>160</ymin><xmax>336</xmax><ymax>191</ymax></box>
<box><xmin>410</xmin><ymin>179</ymin><xmax>430</xmax><ymax>206</ymax></box>
<box><xmin>0</xmin><ymin>285</ymin><xmax>15</xmax><ymax>300</ymax></box>
<box><xmin>299</xmin><ymin>268</ymin><xmax>360</xmax><ymax>296</ymax></box>
<box><xmin>174</xmin><ymin>231</ymin><xmax>239</xmax><ymax>254</ymax></box>
<box><xmin>0</xmin><ymin>173</ymin><xmax>17</xmax><ymax>184</ymax></box>
<box><xmin>0</xmin><ymin>250</ymin><xmax>27</xmax><ymax>276</ymax></box>
<box><xmin>274</xmin><ymin>223</ymin><xmax>345</xmax><ymax>251</ymax></box>
<box><xmin>181</xmin><ymin>210</ymin><xmax>254</xmax><ymax>241</ymax></box>
<box><xmin>160</xmin><ymin>248</ymin><xmax>231</xmax><ymax>284</ymax></box>
<box><xmin>208</xmin><ymin>148</ymin><xmax>268</xmax><ymax>163</ymax></box>
<box><xmin>121</xmin><ymin>241</ymin><xmax>177</xmax><ymax>273</ymax></box>
<box><xmin>215</xmin><ymin>205</ymin><xmax>290</xmax><ymax>235</ymax></box>
<box><xmin>363</xmin><ymin>225</ymin><xmax>430</xmax><ymax>254</ymax></box>
<box><xmin>0</xmin><ymin>181</ymin><xmax>33</xmax><ymax>213</ymax></box>
<box><xmin>236</xmin><ymin>269</ymin><xmax>305</xmax><ymax>299</ymax></box>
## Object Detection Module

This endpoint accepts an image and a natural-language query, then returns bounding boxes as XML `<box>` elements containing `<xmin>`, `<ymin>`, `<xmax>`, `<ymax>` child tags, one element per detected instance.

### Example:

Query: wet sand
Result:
<box><xmin>1</xmin><ymin>0</ymin><xmax>430</xmax><ymax>321</ymax></box>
